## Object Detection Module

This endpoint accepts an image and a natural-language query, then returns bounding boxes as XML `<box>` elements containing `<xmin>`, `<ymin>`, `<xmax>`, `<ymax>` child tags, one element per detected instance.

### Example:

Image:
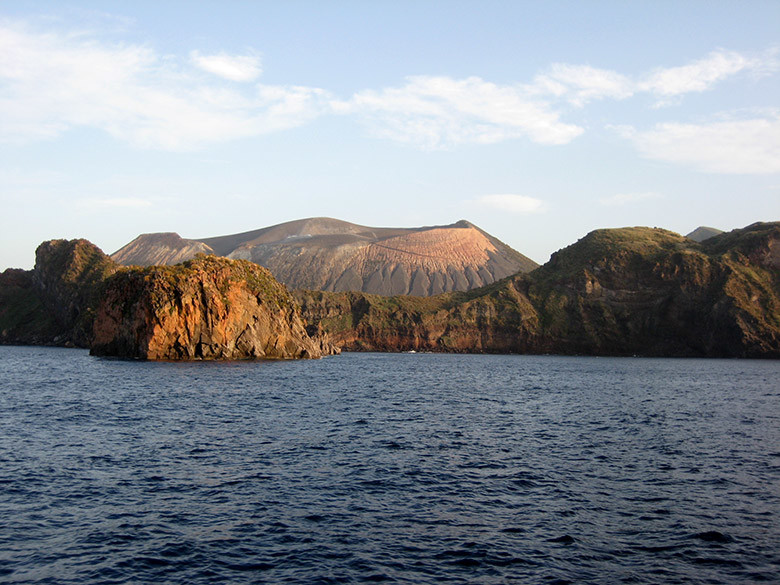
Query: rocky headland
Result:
<box><xmin>91</xmin><ymin>255</ymin><xmax>336</xmax><ymax>360</ymax></box>
<box><xmin>1</xmin><ymin>240</ymin><xmax>335</xmax><ymax>360</ymax></box>
<box><xmin>0</xmin><ymin>239</ymin><xmax>117</xmax><ymax>347</ymax></box>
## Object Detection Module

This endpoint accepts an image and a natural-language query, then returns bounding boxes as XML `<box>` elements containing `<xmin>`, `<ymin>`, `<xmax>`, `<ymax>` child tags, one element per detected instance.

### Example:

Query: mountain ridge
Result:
<box><xmin>686</xmin><ymin>226</ymin><xmax>724</xmax><ymax>243</ymax></box>
<box><xmin>112</xmin><ymin>217</ymin><xmax>539</xmax><ymax>296</ymax></box>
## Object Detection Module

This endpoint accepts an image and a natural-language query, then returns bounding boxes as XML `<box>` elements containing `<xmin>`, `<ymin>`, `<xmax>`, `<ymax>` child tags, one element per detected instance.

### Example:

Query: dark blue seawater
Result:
<box><xmin>1</xmin><ymin>347</ymin><xmax>779</xmax><ymax>584</ymax></box>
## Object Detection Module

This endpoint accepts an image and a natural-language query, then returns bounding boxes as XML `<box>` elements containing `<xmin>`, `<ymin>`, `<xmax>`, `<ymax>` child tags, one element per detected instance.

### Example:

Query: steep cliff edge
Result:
<box><xmin>297</xmin><ymin>223</ymin><xmax>780</xmax><ymax>358</ymax></box>
<box><xmin>1</xmin><ymin>241</ymin><xmax>335</xmax><ymax>359</ymax></box>
<box><xmin>91</xmin><ymin>255</ymin><xmax>337</xmax><ymax>360</ymax></box>
<box><xmin>526</xmin><ymin>225</ymin><xmax>780</xmax><ymax>357</ymax></box>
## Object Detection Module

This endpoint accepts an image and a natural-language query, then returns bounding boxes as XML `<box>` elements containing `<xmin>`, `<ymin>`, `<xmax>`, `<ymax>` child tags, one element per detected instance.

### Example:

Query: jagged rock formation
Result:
<box><xmin>297</xmin><ymin>222</ymin><xmax>780</xmax><ymax>358</ymax></box>
<box><xmin>91</xmin><ymin>255</ymin><xmax>337</xmax><ymax>360</ymax></box>
<box><xmin>111</xmin><ymin>217</ymin><xmax>538</xmax><ymax>296</ymax></box>
<box><xmin>0</xmin><ymin>239</ymin><xmax>117</xmax><ymax>346</ymax></box>
<box><xmin>0</xmin><ymin>268</ymin><xmax>59</xmax><ymax>345</ymax></box>
<box><xmin>686</xmin><ymin>226</ymin><xmax>724</xmax><ymax>243</ymax></box>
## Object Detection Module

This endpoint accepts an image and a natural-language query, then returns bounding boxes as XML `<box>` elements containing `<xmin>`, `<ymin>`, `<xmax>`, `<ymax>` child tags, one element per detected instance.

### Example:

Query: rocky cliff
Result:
<box><xmin>1</xmin><ymin>241</ymin><xmax>335</xmax><ymax>360</ymax></box>
<box><xmin>0</xmin><ymin>239</ymin><xmax>117</xmax><ymax>346</ymax></box>
<box><xmin>112</xmin><ymin>217</ymin><xmax>538</xmax><ymax>296</ymax></box>
<box><xmin>296</xmin><ymin>222</ymin><xmax>780</xmax><ymax>358</ymax></box>
<box><xmin>91</xmin><ymin>255</ymin><xmax>337</xmax><ymax>360</ymax></box>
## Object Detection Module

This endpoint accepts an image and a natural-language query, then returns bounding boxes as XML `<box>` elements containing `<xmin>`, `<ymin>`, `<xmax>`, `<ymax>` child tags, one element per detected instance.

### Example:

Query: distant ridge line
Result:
<box><xmin>112</xmin><ymin>217</ymin><xmax>539</xmax><ymax>296</ymax></box>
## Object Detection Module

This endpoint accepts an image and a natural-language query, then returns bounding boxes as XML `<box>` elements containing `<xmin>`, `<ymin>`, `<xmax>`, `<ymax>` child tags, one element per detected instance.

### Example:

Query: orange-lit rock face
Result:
<box><xmin>325</xmin><ymin>227</ymin><xmax>508</xmax><ymax>295</ymax></box>
<box><xmin>361</xmin><ymin>227</ymin><xmax>497</xmax><ymax>270</ymax></box>
<box><xmin>91</xmin><ymin>256</ymin><xmax>336</xmax><ymax>360</ymax></box>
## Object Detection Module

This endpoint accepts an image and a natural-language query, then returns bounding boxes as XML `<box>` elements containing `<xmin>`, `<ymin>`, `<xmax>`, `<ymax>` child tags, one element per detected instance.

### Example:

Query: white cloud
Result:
<box><xmin>1</xmin><ymin>18</ymin><xmax>778</xmax><ymax>160</ymax></box>
<box><xmin>343</xmin><ymin>76</ymin><xmax>583</xmax><ymax>148</ymax></box>
<box><xmin>0</xmin><ymin>21</ymin><xmax>331</xmax><ymax>150</ymax></box>
<box><xmin>532</xmin><ymin>64</ymin><xmax>633</xmax><ymax>106</ymax></box>
<box><xmin>475</xmin><ymin>194</ymin><xmax>544</xmax><ymax>214</ymax></box>
<box><xmin>190</xmin><ymin>50</ymin><xmax>261</xmax><ymax>82</ymax></box>
<box><xmin>526</xmin><ymin>49</ymin><xmax>776</xmax><ymax>108</ymax></box>
<box><xmin>638</xmin><ymin>50</ymin><xmax>760</xmax><ymax>98</ymax></box>
<box><xmin>628</xmin><ymin>115</ymin><xmax>780</xmax><ymax>174</ymax></box>
<box><xmin>599</xmin><ymin>192</ymin><xmax>662</xmax><ymax>206</ymax></box>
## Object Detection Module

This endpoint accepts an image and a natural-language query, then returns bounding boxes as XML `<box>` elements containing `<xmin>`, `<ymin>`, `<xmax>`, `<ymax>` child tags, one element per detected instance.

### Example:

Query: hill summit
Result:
<box><xmin>112</xmin><ymin>218</ymin><xmax>538</xmax><ymax>296</ymax></box>
<box><xmin>686</xmin><ymin>226</ymin><xmax>724</xmax><ymax>242</ymax></box>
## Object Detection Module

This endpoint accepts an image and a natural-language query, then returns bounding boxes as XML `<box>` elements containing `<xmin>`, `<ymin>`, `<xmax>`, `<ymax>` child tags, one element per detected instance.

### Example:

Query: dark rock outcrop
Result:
<box><xmin>112</xmin><ymin>217</ymin><xmax>538</xmax><ymax>296</ymax></box>
<box><xmin>0</xmin><ymin>268</ymin><xmax>59</xmax><ymax>345</ymax></box>
<box><xmin>1</xmin><ymin>239</ymin><xmax>117</xmax><ymax>347</ymax></box>
<box><xmin>33</xmin><ymin>239</ymin><xmax>119</xmax><ymax>346</ymax></box>
<box><xmin>91</xmin><ymin>255</ymin><xmax>337</xmax><ymax>360</ymax></box>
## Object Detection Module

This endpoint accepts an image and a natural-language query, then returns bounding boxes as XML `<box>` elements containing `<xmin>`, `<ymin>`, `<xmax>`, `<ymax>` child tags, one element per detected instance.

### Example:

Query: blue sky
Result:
<box><xmin>2</xmin><ymin>1</ymin><xmax>779</xmax><ymax>270</ymax></box>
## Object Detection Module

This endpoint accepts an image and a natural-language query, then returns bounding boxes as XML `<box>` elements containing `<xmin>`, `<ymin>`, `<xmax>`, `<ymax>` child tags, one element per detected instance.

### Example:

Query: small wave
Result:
<box><xmin>548</xmin><ymin>535</ymin><xmax>575</xmax><ymax>544</ymax></box>
<box><xmin>692</xmin><ymin>530</ymin><xmax>733</xmax><ymax>543</ymax></box>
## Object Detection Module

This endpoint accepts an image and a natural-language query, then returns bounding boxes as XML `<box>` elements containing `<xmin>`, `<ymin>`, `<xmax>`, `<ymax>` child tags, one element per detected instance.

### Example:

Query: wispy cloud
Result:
<box><xmin>599</xmin><ymin>192</ymin><xmax>662</xmax><ymax>206</ymax></box>
<box><xmin>341</xmin><ymin>76</ymin><xmax>583</xmax><ymax>149</ymax></box>
<box><xmin>638</xmin><ymin>50</ymin><xmax>765</xmax><ymax>99</ymax></box>
<box><xmin>0</xmin><ymin>20</ymin><xmax>331</xmax><ymax>150</ymax></box>
<box><xmin>475</xmin><ymin>194</ymin><xmax>544</xmax><ymax>214</ymax></box>
<box><xmin>526</xmin><ymin>49</ymin><xmax>776</xmax><ymax>108</ymax></box>
<box><xmin>190</xmin><ymin>50</ymin><xmax>262</xmax><ymax>82</ymax></box>
<box><xmin>627</xmin><ymin>115</ymin><xmax>780</xmax><ymax>174</ymax></box>
<box><xmin>530</xmin><ymin>64</ymin><xmax>633</xmax><ymax>106</ymax></box>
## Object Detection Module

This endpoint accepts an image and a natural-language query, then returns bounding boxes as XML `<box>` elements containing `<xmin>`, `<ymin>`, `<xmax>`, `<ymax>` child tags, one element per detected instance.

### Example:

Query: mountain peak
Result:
<box><xmin>686</xmin><ymin>226</ymin><xmax>724</xmax><ymax>243</ymax></box>
<box><xmin>112</xmin><ymin>218</ymin><xmax>538</xmax><ymax>296</ymax></box>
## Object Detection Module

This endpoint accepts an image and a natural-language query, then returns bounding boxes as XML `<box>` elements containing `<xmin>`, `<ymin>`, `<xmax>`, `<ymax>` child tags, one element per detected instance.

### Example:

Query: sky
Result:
<box><xmin>1</xmin><ymin>0</ymin><xmax>780</xmax><ymax>270</ymax></box>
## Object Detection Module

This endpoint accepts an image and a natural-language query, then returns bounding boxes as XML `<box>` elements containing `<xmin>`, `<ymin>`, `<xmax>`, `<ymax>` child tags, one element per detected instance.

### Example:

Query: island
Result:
<box><xmin>1</xmin><ymin>221</ymin><xmax>778</xmax><ymax>359</ymax></box>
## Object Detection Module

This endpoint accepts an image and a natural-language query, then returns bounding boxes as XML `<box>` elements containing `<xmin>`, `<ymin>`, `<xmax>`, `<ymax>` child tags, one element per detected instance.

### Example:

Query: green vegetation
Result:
<box><xmin>702</xmin><ymin>222</ymin><xmax>780</xmax><ymax>258</ymax></box>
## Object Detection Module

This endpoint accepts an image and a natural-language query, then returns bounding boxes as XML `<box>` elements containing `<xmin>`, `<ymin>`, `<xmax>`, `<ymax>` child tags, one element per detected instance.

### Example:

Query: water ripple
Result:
<box><xmin>0</xmin><ymin>347</ymin><xmax>778</xmax><ymax>584</ymax></box>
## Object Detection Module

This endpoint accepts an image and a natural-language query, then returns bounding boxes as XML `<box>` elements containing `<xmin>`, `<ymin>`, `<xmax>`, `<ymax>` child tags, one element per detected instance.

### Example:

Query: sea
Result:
<box><xmin>1</xmin><ymin>346</ymin><xmax>778</xmax><ymax>584</ymax></box>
